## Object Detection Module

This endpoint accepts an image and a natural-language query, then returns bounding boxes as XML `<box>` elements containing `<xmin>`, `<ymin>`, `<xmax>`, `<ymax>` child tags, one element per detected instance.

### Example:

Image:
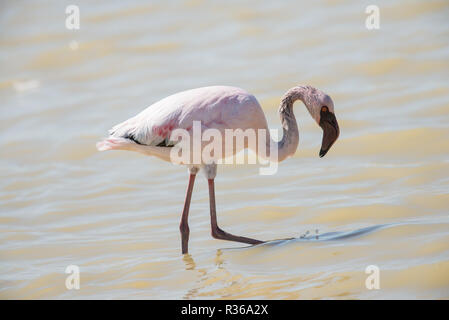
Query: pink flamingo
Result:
<box><xmin>97</xmin><ymin>85</ymin><xmax>339</xmax><ymax>254</ymax></box>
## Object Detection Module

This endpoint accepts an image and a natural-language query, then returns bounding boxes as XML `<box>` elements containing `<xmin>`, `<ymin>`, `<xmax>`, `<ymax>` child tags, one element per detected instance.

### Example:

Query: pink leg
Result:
<box><xmin>180</xmin><ymin>173</ymin><xmax>196</xmax><ymax>254</ymax></box>
<box><xmin>208</xmin><ymin>179</ymin><xmax>263</xmax><ymax>245</ymax></box>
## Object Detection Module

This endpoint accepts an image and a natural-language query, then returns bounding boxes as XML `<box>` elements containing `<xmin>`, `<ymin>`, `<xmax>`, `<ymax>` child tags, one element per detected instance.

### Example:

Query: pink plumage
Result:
<box><xmin>104</xmin><ymin>86</ymin><xmax>268</xmax><ymax>150</ymax></box>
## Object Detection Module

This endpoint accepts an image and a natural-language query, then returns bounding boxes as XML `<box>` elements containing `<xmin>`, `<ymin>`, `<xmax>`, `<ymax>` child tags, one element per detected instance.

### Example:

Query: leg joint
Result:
<box><xmin>180</xmin><ymin>222</ymin><xmax>190</xmax><ymax>234</ymax></box>
<box><xmin>211</xmin><ymin>227</ymin><xmax>224</xmax><ymax>239</ymax></box>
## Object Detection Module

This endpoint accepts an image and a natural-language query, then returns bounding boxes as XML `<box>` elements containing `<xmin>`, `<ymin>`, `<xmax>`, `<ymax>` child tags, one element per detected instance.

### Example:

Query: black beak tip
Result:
<box><xmin>319</xmin><ymin>149</ymin><xmax>327</xmax><ymax>158</ymax></box>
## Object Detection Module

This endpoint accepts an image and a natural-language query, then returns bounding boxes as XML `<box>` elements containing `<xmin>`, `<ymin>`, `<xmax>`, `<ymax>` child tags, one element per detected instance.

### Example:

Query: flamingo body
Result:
<box><xmin>105</xmin><ymin>86</ymin><xmax>268</xmax><ymax>150</ymax></box>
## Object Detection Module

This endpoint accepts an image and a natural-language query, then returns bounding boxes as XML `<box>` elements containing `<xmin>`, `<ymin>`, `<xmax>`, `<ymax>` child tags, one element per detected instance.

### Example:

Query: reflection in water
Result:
<box><xmin>214</xmin><ymin>249</ymin><xmax>224</xmax><ymax>269</ymax></box>
<box><xmin>217</xmin><ymin>223</ymin><xmax>392</xmax><ymax>257</ymax></box>
<box><xmin>181</xmin><ymin>222</ymin><xmax>442</xmax><ymax>299</ymax></box>
<box><xmin>182</xmin><ymin>254</ymin><xmax>196</xmax><ymax>271</ymax></box>
<box><xmin>182</xmin><ymin>253</ymin><xmax>199</xmax><ymax>299</ymax></box>
<box><xmin>270</xmin><ymin>223</ymin><xmax>391</xmax><ymax>244</ymax></box>
<box><xmin>220</xmin><ymin>224</ymin><xmax>391</xmax><ymax>251</ymax></box>
<box><xmin>303</xmin><ymin>224</ymin><xmax>389</xmax><ymax>241</ymax></box>
<box><xmin>182</xmin><ymin>250</ymin><xmax>226</xmax><ymax>300</ymax></box>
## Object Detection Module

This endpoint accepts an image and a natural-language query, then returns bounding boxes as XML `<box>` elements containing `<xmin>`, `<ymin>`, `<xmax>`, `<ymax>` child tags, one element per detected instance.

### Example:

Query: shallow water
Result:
<box><xmin>1</xmin><ymin>0</ymin><xmax>449</xmax><ymax>299</ymax></box>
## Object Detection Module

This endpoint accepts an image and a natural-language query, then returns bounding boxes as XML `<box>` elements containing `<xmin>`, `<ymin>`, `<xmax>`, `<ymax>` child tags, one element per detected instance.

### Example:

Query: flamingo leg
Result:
<box><xmin>180</xmin><ymin>173</ymin><xmax>196</xmax><ymax>254</ymax></box>
<box><xmin>208</xmin><ymin>179</ymin><xmax>264</xmax><ymax>245</ymax></box>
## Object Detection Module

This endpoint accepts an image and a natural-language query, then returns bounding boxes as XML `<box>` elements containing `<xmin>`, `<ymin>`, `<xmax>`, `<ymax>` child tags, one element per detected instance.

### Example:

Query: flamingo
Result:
<box><xmin>96</xmin><ymin>85</ymin><xmax>339</xmax><ymax>254</ymax></box>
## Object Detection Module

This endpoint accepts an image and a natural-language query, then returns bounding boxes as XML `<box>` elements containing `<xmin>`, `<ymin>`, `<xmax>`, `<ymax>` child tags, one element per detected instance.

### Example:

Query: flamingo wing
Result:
<box><xmin>107</xmin><ymin>86</ymin><xmax>266</xmax><ymax>147</ymax></box>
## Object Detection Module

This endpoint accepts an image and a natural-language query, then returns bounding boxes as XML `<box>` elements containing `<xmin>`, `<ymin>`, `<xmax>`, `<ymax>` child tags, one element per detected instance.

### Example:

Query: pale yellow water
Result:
<box><xmin>1</xmin><ymin>0</ymin><xmax>449</xmax><ymax>299</ymax></box>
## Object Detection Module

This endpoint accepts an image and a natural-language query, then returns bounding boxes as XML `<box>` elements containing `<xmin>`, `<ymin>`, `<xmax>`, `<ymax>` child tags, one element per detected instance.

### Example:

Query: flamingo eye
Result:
<box><xmin>321</xmin><ymin>106</ymin><xmax>328</xmax><ymax>113</ymax></box>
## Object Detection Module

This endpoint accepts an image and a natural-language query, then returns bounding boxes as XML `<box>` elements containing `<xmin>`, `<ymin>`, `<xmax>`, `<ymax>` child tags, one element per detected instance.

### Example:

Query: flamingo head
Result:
<box><xmin>303</xmin><ymin>87</ymin><xmax>340</xmax><ymax>157</ymax></box>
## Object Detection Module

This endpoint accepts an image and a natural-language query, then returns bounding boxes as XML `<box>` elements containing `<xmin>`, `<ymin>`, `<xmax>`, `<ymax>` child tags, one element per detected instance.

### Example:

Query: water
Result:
<box><xmin>1</xmin><ymin>0</ymin><xmax>448</xmax><ymax>299</ymax></box>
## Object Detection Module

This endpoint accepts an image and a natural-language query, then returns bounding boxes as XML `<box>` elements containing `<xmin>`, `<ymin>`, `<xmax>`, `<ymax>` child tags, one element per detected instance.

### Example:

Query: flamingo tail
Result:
<box><xmin>96</xmin><ymin>137</ymin><xmax>134</xmax><ymax>151</ymax></box>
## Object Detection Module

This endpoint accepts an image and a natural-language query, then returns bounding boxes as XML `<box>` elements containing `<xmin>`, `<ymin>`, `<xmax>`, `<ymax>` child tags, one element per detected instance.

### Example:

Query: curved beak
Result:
<box><xmin>319</xmin><ymin>112</ymin><xmax>339</xmax><ymax>158</ymax></box>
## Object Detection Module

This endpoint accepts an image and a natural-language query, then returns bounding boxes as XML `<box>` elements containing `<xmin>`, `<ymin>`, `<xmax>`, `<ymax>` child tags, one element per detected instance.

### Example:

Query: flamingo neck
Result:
<box><xmin>271</xmin><ymin>86</ymin><xmax>309</xmax><ymax>162</ymax></box>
